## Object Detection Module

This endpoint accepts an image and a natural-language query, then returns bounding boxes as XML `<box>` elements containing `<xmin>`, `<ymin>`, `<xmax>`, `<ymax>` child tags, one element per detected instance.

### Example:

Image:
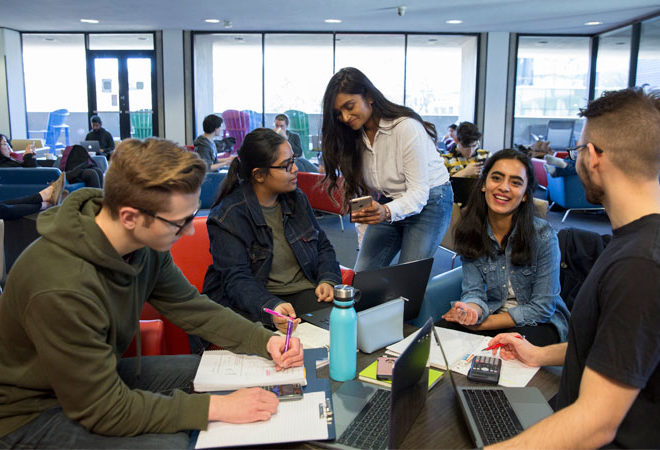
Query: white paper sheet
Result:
<box><xmin>276</xmin><ymin>322</ymin><xmax>330</xmax><ymax>350</ymax></box>
<box><xmin>195</xmin><ymin>391</ymin><xmax>329</xmax><ymax>448</ymax></box>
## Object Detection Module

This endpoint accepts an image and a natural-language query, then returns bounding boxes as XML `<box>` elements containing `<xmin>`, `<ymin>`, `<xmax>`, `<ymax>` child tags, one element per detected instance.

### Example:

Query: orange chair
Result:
<box><xmin>123</xmin><ymin>319</ymin><xmax>165</xmax><ymax>357</ymax></box>
<box><xmin>297</xmin><ymin>172</ymin><xmax>346</xmax><ymax>231</ymax></box>
<box><xmin>170</xmin><ymin>216</ymin><xmax>212</xmax><ymax>292</ymax></box>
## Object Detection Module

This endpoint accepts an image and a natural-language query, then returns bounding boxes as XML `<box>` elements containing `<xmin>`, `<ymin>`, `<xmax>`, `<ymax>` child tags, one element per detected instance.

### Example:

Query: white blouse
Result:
<box><xmin>361</xmin><ymin>117</ymin><xmax>449</xmax><ymax>222</ymax></box>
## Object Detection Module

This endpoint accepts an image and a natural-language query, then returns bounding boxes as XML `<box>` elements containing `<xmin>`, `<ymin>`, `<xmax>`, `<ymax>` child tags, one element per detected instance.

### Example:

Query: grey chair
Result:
<box><xmin>546</xmin><ymin>120</ymin><xmax>575</xmax><ymax>151</ymax></box>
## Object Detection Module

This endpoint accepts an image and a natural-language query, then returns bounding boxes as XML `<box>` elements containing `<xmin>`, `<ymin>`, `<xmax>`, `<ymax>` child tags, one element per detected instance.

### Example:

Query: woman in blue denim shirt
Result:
<box><xmin>439</xmin><ymin>149</ymin><xmax>570</xmax><ymax>345</ymax></box>
<box><xmin>202</xmin><ymin>129</ymin><xmax>342</xmax><ymax>333</ymax></box>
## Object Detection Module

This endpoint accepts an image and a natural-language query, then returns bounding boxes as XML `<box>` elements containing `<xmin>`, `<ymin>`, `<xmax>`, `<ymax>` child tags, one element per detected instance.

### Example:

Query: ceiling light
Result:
<box><xmin>584</xmin><ymin>21</ymin><xmax>602</xmax><ymax>26</ymax></box>
<box><xmin>80</xmin><ymin>19</ymin><xmax>99</xmax><ymax>24</ymax></box>
<box><xmin>445</xmin><ymin>19</ymin><xmax>462</xmax><ymax>24</ymax></box>
<box><xmin>427</xmin><ymin>38</ymin><xmax>438</xmax><ymax>43</ymax></box>
<box><xmin>538</xmin><ymin>40</ymin><xmax>549</xmax><ymax>44</ymax></box>
<box><xmin>325</xmin><ymin>19</ymin><xmax>342</xmax><ymax>24</ymax></box>
<box><xmin>205</xmin><ymin>19</ymin><xmax>220</xmax><ymax>23</ymax></box>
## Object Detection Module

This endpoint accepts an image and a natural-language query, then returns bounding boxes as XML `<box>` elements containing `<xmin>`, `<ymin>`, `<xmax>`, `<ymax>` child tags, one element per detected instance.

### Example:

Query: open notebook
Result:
<box><xmin>386</xmin><ymin>327</ymin><xmax>539</xmax><ymax>387</ymax></box>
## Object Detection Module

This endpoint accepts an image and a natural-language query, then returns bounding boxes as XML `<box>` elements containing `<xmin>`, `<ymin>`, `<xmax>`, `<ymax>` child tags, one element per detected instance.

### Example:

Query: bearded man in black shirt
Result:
<box><xmin>487</xmin><ymin>87</ymin><xmax>660</xmax><ymax>449</ymax></box>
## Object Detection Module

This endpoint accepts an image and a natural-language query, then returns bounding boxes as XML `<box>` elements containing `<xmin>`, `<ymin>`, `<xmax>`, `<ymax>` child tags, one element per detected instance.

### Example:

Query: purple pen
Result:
<box><xmin>285</xmin><ymin>320</ymin><xmax>293</xmax><ymax>353</ymax></box>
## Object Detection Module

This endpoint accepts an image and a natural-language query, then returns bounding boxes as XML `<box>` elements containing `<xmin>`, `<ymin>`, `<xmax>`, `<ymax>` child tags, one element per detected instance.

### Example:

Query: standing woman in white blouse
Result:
<box><xmin>321</xmin><ymin>67</ymin><xmax>453</xmax><ymax>271</ymax></box>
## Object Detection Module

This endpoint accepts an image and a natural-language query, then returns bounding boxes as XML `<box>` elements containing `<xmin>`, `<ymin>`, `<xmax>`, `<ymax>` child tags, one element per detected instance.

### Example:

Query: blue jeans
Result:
<box><xmin>0</xmin><ymin>355</ymin><xmax>200</xmax><ymax>449</ymax></box>
<box><xmin>355</xmin><ymin>183</ymin><xmax>453</xmax><ymax>271</ymax></box>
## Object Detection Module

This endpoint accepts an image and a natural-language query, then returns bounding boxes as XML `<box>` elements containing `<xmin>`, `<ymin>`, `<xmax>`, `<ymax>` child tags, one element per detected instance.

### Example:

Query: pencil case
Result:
<box><xmin>356</xmin><ymin>297</ymin><xmax>404</xmax><ymax>353</ymax></box>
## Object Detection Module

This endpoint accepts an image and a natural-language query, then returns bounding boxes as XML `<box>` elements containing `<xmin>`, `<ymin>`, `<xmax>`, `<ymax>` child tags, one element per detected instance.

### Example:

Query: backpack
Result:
<box><xmin>60</xmin><ymin>145</ymin><xmax>98</xmax><ymax>173</ymax></box>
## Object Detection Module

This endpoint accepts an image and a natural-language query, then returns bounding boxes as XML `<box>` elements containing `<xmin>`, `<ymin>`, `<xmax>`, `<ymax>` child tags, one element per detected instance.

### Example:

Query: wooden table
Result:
<box><xmin>312</xmin><ymin>326</ymin><xmax>560</xmax><ymax>449</ymax></box>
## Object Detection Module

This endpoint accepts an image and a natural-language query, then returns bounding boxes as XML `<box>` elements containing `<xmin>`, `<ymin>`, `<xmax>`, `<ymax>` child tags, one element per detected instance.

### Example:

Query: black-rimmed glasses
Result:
<box><xmin>268</xmin><ymin>157</ymin><xmax>297</xmax><ymax>173</ymax></box>
<box><xmin>567</xmin><ymin>143</ymin><xmax>604</xmax><ymax>161</ymax></box>
<box><xmin>138</xmin><ymin>206</ymin><xmax>199</xmax><ymax>236</ymax></box>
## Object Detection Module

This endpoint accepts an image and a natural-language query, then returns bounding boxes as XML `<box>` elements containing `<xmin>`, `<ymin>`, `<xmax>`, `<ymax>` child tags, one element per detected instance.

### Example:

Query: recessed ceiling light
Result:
<box><xmin>538</xmin><ymin>40</ymin><xmax>549</xmax><ymax>44</ymax></box>
<box><xmin>445</xmin><ymin>19</ymin><xmax>462</xmax><ymax>24</ymax></box>
<box><xmin>616</xmin><ymin>41</ymin><xmax>626</xmax><ymax>45</ymax></box>
<box><xmin>80</xmin><ymin>19</ymin><xmax>99</xmax><ymax>24</ymax></box>
<box><xmin>138</xmin><ymin>37</ymin><xmax>147</xmax><ymax>41</ymax></box>
<box><xmin>325</xmin><ymin>19</ymin><xmax>342</xmax><ymax>24</ymax></box>
<box><xmin>234</xmin><ymin>37</ymin><xmax>244</xmax><ymax>41</ymax></box>
<box><xmin>584</xmin><ymin>21</ymin><xmax>602</xmax><ymax>26</ymax></box>
<box><xmin>205</xmin><ymin>19</ymin><xmax>220</xmax><ymax>23</ymax></box>
<box><xmin>427</xmin><ymin>38</ymin><xmax>438</xmax><ymax>43</ymax></box>
<box><xmin>44</xmin><ymin>37</ymin><xmax>55</xmax><ymax>41</ymax></box>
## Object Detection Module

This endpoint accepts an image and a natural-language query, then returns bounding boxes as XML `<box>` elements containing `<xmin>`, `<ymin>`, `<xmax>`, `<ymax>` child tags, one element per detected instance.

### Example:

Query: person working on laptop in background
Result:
<box><xmin>200</xmin><ymin>128</ymin><xmax>341</xmax><ymax>340</ymax></box>
<box><xmin>437</xmin><ymin>149</ymin><xmax>570</xmax><ymax>346</ymax></box>
<box><xmin>321</xmin><ymin>67</ymin><xmax>453</xmax><ymax>271</ymax></box>
<box><xmin>194</xmin><ymin>114</ymin><xmax>235</xmax><ymax>172</ymax></box>
<box><xmin>0</xmin><ymin>138</ymin><xmax>303</xmax><ymax>449</ymax></box>
<box><xmin>273</xmin><ymin>113</ymin><xmax>319</xmax><ymax>173</ymax></box>
<box><xmin>85</xmin><ymin>115</ymin><xmax>115</xmax><ymax>159</ymax></box>
<box><xmin>486</xmin><ymin>88</ymin><xmax>660</xmax><ymax>449</ymax></box>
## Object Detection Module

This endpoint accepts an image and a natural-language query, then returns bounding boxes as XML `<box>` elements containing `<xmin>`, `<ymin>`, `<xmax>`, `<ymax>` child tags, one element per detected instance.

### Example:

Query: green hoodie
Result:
<box><xmin>0</xmin><ymin>188</ymin><xmax>274</xmax><ymax>437</ymax></box>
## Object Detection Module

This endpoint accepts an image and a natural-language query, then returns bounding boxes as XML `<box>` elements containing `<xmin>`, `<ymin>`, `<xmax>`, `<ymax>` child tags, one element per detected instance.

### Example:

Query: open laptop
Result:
<box><xmin>299</xmin><ymin>258</ymin><xmax>434</xmax><ymax>329</ymax></box>
<box><xmin>80</xmin><ymin>140</ymin><xmax>100</xmax><ymax>154</ymax></box>
<box><xmin>432</xmin><ymin>326</ymin><xmax>553</xmax><ymax>447</ymax></box>
<box><xmin>321</xmin><ymin>318</ymin><xmax>432</xmax><ymax>450</ymax></box>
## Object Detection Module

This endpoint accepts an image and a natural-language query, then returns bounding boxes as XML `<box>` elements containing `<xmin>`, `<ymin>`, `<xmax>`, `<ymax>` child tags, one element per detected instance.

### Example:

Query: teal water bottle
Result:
<box><xmin>329</xmin><ymin>285</ymin><xmax>358</xmax><ymax>381</ymax></box>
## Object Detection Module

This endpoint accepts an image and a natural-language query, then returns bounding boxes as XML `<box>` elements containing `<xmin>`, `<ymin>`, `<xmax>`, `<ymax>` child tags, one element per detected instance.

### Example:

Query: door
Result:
<box><xmin>87</xmin><ymin>51</ymin><xmax>157</xmax><ymax>140</ymax></box>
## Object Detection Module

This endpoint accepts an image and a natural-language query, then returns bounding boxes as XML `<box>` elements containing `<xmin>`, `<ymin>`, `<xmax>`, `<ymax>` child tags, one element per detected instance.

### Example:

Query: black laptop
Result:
<box><xmin>299</xmin><ymin>258</ymin><xmax>434</xmax><ymax>329</ymax></box>
<box><xmin>319</xmin><ymin>318</ymin><xmax>432</xmax><ymax>450</ymax></box>
<box><xmin>432</xmin><ymin>326</ymin><xmax>553</xmax><ymax>447</ymax></box>
<box><xmin>80</xmin><ymin>140</ymin><xmax>101</xmax><ymax>154</ymax></box>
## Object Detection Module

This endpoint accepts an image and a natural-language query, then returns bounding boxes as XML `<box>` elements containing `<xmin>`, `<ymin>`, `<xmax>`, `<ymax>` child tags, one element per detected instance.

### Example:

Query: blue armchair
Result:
<box><xmin>545</xmin><ymin>166</ymin><xmax>604</xmax><ymax>222</ymax></box>
<box><xmin>200</xmin><ymin>171</ymin><xmax>227</xmax><ymax>210</ymax></box>
<box><xmin>0</xmin><ymin>167</ymin><xmax>62</xmax><ymax>202</ymax></box>
<box><xmin>28</xmin><ymin>109</ymin><xmax>70</xmax><ymax>155</ymax></box>
<box><xmin>409</xmin><ymin>266</ymin><xmax>463</xmax><ymax>328</ymax></box>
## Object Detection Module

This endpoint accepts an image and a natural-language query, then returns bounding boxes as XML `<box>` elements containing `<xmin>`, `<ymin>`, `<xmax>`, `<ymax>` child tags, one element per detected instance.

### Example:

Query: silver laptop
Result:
<box><xmin>432</xmin><ymin>326</ymin><xmax>553</xmax><ymax>447</ymax></box>
<box><xmin>320</xmin><ymin>318</ymin><xmax>433</xmax><ymax>450</ymax></box>
<box><xmin>80</xmin><ymin>140</ymin><xmax>100</xmax><ymax>154</ymax></box>
<box><xmin>299</xmin><ymin>258</ymin><xmax>434</xmax><ymax>329</ymax></box>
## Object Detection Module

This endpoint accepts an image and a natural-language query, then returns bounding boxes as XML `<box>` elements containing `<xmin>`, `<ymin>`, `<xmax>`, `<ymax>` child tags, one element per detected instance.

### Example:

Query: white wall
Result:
<box><xmin>162</xmin><ymin>29</ymin><xmax>186</xmax><ymax>145</ymax></box>
<box><xmin>0</xmin><ymin>28</ymin><xmax>27</xmax><ymax>138</ymax></box>
<box><xmin>482</xmin><ymin>32</ymin><xmax>510</xmax><ymax>151</ymax></box>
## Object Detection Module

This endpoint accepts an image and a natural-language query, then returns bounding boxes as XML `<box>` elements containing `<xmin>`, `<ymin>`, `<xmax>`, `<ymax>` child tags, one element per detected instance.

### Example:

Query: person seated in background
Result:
<box><xmin>0</xmin><ymin>174</ymin><xmax>64</xmax><ymax>220</ymax></box>
<box><xmin>194</xmin><ymin>114</ymin><xmax>235</xmax><ymax>172</ymax></box>
<box><xmin>273</xmin><ymin>113</ymin><xmax>319</xmax><ymax>172</ymax></box>
<box><xmin>0</xmin><ymin>138</ymin><xmax>303</xmax><ymax>449</ymax></box>
<box><xmin>486</xmin><ymin>87</ymin><xmax>660</xmax><ymax>449</ymax></box>
<box><xmin>441</xmin><ymin>123</ymin><xmax>457</xmax><ymax>151</ymax></box>
<box><xmin>437</xmin><ymin>149</ymin><xmax>570</xmax><ymax>346</ymax></box>
<box><xmin>0</xmin><ymin>134</ymin><xmax>37</xmax><ymax>167</ymax></box>
<box><xmin>202</xmin><ymin>128</ymin><xmax>341</xmax><ymax>335</ymax></box>
<box><xmin>85</xmin><ymin>115</ymin><xmax>115</xmax><ymax>158</ymax></box>
<box><xmin>442</xmin><ymin>121</ymin><xmax>489</xmax><ymax>178</ymax></box>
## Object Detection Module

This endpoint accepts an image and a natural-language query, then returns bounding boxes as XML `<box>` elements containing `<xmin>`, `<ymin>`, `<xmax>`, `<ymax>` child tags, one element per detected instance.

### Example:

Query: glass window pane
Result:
<box><xmin>264</xmin><ymin>34</ymin><xmax>333</xmax><ymax>156</ymax></box>
<box><xmin>513</xmin><ymin>36</ymin><xmax>590</xmax><ymax>149</ymax></box>
<box><xmin>22</xmin><ymin>34</ymin><xmax>88</xmax><ymax>145</ymax></box>
<box><xmin>637</xmin><ymin>17</ymin><xmax>660</xmax><ymax>89</ymax></box>
<box><xmin>193</xmin><ymin>34</ymin><xmax>263</xmax><ymax>137</ymax></box>
<box><xmin>335</xmin><ymin>34</ymin><xmax>405</xmax><ymax>104</ymax></box>
<box><xmin>406</xmin><ymin>34</ymin><xmax>478</xmax><ymax>134</ymax></box>
<box><xmin>88</xmin><ymin>33</ymin><xmax>154</xmax><ymax>50</ymax></box>
<box><xmin>595</xmin><ymin>26</ymin><xmax>632</xmax><ymax>98</ymax></box>
<box><xmin>93</xmin><ymin>58</ymin><xmax>120</xmax><ymax>138</ymax></box>
<box><xmin>128</xmin><ymin>58</ymin><xmax>153</xmax><ymax>139</ymax></box>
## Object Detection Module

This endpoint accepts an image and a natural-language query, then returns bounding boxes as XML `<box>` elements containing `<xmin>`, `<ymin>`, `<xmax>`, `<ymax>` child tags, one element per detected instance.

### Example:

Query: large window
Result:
<box><xmin>637</xmin><ymin>17</ymin><xmax>660</xmax><ymax>89</ymax></box>
<box><xmin>22</xmin><ymin>34</ymin><xmax>88</xmax><ymax>145</ymax></box>
<box><xmin>513</xmin><ymin>36</ymin><xmax>591</xmax><ymax>148</ymax></box>
<box><xmin>405</xmin><ymin>34</ymin><xmax>477</xmax><ymax>133</ymax></box>
<box><xmin>193</xmin><ymin>34</ymin><xmax>263</xmax><ymax>137</ymax></box>
<box><xmin>595</xmin><ymin>27</ymin><xmax>632</xmax><ymax>98</ymax></box>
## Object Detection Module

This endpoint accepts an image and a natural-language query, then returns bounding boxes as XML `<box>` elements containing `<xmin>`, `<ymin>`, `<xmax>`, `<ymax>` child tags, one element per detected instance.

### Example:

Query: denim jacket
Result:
<box><xmin>202</xmin><ymin>182</ymin><xmax>341</xmax><ymax>325</ymax></box>
<box><xmin>460</xmin><ymin>217</ymin><xmax>570</xmax><ymax>341</ymax></box>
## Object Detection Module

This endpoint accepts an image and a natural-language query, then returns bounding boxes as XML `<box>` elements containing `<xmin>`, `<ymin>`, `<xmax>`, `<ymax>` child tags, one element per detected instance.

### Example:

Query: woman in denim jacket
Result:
<box><xmin>202</xmin><ymin>128</ymin><xmax>342</xmax><ymax>333</ymax></box>
<box><xmin>439</xmin><ymin>149</ymin><xmax>570</xmax><ymax>345</ymax></box>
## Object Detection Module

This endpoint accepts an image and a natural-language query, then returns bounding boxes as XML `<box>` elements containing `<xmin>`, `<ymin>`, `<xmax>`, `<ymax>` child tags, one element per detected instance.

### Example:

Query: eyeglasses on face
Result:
<box><xmin>137</xmin><ymin>206</ymin><xmax>199</xmax><ymax>236</ymax></box>
<box><xmin>567</xmin><ymin>143</ymin><xmax>604</xmax><ymax>161</ymax></box>
<box><xmin>268</xmin><ymin>157</ymin><xmax>297</xmax><ymax>173</ymax></box>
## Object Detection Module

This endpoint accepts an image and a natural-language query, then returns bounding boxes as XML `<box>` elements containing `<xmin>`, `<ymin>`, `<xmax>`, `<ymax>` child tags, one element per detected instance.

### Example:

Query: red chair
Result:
<box><xmin>297</xmin><ymin>172</ymin><xmax>346</xmax><ymax>231</ymax></box>
<box><xmin>170</xmin><ymin>216</ymin><xmax>212</xmax><ymax>292</ymax></box>
<box><xmin>184</xmin><ymin>145</ymin><xmax>195</xmax><ymax>152</ymax></box>
<box><xmin>123</xmin><ymin>319</ymin><xmax>165</xmax><ymax>357</ymax></box>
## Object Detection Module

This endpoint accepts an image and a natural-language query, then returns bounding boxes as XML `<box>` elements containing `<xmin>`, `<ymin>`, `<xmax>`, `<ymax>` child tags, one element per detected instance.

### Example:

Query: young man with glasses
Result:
<box><xmin>487</xmin><ymin>87</ymin><xmax>660</xmax><ymax>448</ymax></box>
<box><xmin>0</xmin><ymin>138</ymin><xmax>303</xmax><ymax>448</ymax></box>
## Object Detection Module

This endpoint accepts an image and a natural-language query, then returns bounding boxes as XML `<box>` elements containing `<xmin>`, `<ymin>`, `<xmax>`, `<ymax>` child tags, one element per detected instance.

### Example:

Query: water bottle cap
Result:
<box><xmin>333</xmin><ymin>284</ymin><xmax>355</xmax><ymax>300</ymax></box>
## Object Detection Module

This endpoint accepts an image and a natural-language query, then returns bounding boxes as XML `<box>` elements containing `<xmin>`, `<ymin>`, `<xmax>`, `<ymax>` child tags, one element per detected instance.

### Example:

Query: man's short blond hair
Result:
<box><xmin>103</xmin><ymin>138</ymin><xmax>206</xmax><ymax>218</ymax></box>
<box><xmin>580</xmin><ymin>87</ymin><xmax>660</xmax><ymax>180</ymax></box>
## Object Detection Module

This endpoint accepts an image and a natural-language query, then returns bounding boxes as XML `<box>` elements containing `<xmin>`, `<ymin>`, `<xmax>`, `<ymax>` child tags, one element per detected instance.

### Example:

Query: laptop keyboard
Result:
<box><xmin>337</xmin><ymin>389</ymin><xmax>391</xmax><ymax>449</ymax></box>
<box><xmin>463</xmin><ymin>388</ymin><xmax>524</xmax><ymax>445</ymax></box>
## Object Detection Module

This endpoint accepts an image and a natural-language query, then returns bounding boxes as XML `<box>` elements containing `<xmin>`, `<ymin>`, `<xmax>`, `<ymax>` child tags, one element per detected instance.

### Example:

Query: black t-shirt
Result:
<box><xmin>558</xmin><ymin>214</ymin><xmax>660</xmax><ymax>448</ymax></box>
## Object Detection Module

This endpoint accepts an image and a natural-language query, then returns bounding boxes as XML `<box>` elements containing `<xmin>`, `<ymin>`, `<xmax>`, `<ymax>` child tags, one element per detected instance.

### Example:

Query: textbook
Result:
<box><xmin>358</xmin><ymin>360</ymin><xmax>444</xmax><ymax>390</ymax></box>
<box><xmin>193</xmin><ymin>350</ymin><xmax>306</xmax><ymax>392</ymax></box>
<box><xmin>385</xmin><ymin>326</ymin><xmax>539</xmax><ymax>388</ymax></box>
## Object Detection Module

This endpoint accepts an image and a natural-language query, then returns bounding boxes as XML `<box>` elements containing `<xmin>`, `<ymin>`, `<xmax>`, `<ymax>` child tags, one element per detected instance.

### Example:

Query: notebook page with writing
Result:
<box><xmin>276</xmin><ymin>322</ymin><xmax>329</xmax><ymax>350</ymax></box>
<box><xmin>194</xmin><ymin>391</ymin><xmax>329</xmax><ymax>448</ymax></box>
<box><xmin>193</xmin><ymin>350</ymin><xmax>306</xmax><ymax>392</ymax></box>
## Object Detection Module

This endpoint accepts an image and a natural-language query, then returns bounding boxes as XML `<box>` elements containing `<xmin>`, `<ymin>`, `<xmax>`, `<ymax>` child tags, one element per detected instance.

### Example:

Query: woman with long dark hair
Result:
<box><xmin>439</xmin><ymin>149</ymin><xmax>570</xmax><ymax>345</ymax></box>
<box><xmin>321</xmin><ymin>67</ymin><xmax>453</xmax><ymax>271</ymax></box>
<box><xmin>202</xmin><ymin>128</ymin><xmax>342</xmax><ymax>333</ymax></box>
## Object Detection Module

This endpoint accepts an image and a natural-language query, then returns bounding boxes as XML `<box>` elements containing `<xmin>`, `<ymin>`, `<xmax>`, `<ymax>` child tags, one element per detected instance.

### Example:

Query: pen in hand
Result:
<box><xmin>482</xmin><ymin>334</ymin><xmax>524</xmax><ymax>352</ymax></box>
<box><xmin>263</xmin><ymin>308</ymin><xmax>295</xmax><ymax>353</ymax></box>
